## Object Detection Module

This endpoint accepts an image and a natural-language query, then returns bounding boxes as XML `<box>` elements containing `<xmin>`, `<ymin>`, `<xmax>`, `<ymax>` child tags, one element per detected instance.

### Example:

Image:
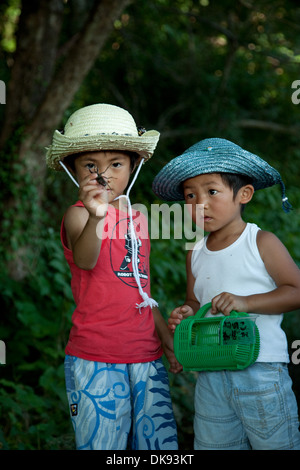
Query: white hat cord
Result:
<box><xmin>59</xmin><ymin>161</ymin><xmax>80</xmax><ymax>187</ymax></box>
<box><xmin>60</xmin><ymin>158</ymin><xmax>158</xmax><ymax>312</ymax></box>
<box><xmin>117</xmin><ymin>158</ymin><xmax>158</xmax><ymax>312</ymax></box>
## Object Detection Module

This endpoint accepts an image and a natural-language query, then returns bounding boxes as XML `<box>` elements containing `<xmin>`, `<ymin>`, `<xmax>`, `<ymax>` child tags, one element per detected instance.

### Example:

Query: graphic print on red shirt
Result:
<box><xmin>61</xmin><ymin>202</ymin><xmax>162</xmax><ymax>363</ymax></box>
<box><xmin>109</xmin><ymin>215</ymin><xmax>149</xmax><ymax>289</ymax></box>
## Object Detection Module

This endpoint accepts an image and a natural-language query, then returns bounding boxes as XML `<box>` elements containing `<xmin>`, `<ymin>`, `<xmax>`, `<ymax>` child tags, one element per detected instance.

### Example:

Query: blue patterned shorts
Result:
<box><xmin>64</xmin><ymin>356</ymin><xmax>178</xmax><ymax>450</ymax></box>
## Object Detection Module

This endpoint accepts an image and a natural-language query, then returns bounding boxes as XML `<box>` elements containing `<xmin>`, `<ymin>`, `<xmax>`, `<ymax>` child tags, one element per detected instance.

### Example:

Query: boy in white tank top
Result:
<box><xmin>153</xmin><ymin>138</ymin><xmax>300</xmax><ymax>450</ymax></box>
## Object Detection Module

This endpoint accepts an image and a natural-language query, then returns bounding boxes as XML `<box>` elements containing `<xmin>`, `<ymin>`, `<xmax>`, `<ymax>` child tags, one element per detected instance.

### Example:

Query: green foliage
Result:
<box><xmin>1</xmin><ymin>0</ymin><xmax>300</xmax><ymax>449</ymax></box>
<box><xmin>0</xmin><ymin>0</ymin><xmax>20</xmax><ymax>53</ymax></box>
<box><xmin>0</xmin><ymin>228</ymin><xmax>75</xmax><ymax>449</ymax></box>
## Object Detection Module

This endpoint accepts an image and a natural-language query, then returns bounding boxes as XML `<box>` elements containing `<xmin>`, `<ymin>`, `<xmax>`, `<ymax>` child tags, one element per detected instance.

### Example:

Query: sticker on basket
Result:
<box><xmin>222</xmin><ymin>318</ymin><xmax>255</xmax><ymax>345</ymax></box>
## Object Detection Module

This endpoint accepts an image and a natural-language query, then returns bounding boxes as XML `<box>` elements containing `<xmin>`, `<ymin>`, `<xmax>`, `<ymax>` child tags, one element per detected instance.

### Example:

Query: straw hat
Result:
<box><xmin>46</xmin><ymin>103</ymin><xmax>160</xmax><ymax>170</ymax></box>
<box><xmin>152</xmin><ymin>138</ymin><xmax>292</xmax><ymax>212</ymax></box>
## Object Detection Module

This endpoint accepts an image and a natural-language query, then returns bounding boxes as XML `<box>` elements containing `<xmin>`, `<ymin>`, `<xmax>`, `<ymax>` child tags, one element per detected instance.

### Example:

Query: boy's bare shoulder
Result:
<box><xmin>64</xmin><ymin>204</ymin><xmax>88</xmax><ymax>224</ymax></box>
<box><xmin>257</xmin><ymin>229</ymin><xmax>282</xmax><ymax>247</ymax></box>
<box><xmin>64</xmin><ymin>204</ymin><xmax>89</xmax><ymax>241</ymax></box>
<box><xmin>257</xmin><ymin>229</ymin><xmax>289</xmax><ymax>261</ymax></box>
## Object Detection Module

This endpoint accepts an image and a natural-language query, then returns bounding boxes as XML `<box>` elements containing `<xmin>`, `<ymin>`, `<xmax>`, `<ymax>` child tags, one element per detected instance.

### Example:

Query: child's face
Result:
<box><xmin>183</xmin><ymin>173</ymin><xmax>250</xmax><ymax>232</ymax></box>
<box><xmin>72</xmin><ymin>150</ymin><xmax>133</xmax><ymax>204</ymax></box>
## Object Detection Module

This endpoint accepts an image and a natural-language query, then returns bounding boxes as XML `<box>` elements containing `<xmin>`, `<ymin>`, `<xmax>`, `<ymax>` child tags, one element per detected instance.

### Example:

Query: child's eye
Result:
<box><xmin>209</xmin><ymin>189</ymin><xmax>218</xmax><ymax>195</ymax></box>
<box><xmin>86</xmin><ymin>163</ymin><xmax>96</xmax><ymax>170</ymax></box>
<box><xmin>185</xmin><ymin>193</ymin><xmax>195</xmax><ymax>200</ymax></box>
<box><xmin>112</xmin><ymin>162</ymin><xmax>122</xmax><ymax>168</ymax></box>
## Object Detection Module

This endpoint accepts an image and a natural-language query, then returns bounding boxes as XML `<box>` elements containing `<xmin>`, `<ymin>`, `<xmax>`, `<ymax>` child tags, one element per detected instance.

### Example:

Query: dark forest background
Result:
<box><xmin>0</xmin><ymin>0</ymin><xmax>300</xmax><ymax>449</ymax></box>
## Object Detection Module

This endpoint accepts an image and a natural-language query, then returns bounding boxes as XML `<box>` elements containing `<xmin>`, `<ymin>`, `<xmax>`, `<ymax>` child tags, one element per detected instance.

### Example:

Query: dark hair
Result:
<box><xmin>127</xmin><ymin>151</ymin><xmax>140</xmax><ymax>171</ymax></box>
<box><xmin>219</xmin><ymin>173</ymin><xmax>253</xmax><ymax>198</ymax></box>
<box><xmin>63</xmin><ymin>150</ymin><xmax>139</xmax><ymax>173</ymax></box>
<box><xmin>219</xmin><ymin>173</ymin><xmax>253</xmax><ymax>212</ymax></box>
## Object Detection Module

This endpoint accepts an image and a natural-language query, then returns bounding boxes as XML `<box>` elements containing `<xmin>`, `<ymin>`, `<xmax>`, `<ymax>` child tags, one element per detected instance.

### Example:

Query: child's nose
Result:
<box><xmin>97</xmin><ymin>164</ymin><xmax>111</xmax><ymax>177</ymax></box>
<box><xmin>196</xmin><ymin>194</ymin><xmax>208</xmax><ymax>207</ymax></box>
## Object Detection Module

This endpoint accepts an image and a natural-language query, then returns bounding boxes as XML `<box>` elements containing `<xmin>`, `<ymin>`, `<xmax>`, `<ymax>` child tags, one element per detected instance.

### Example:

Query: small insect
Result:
<box><xmin>89</xmin><ymin>165</ymin><xmax>111</xmax><ymax>190</ymax></box>
<box><xmin>137</xmin><ymin>126</ymin><xmax>146</xmax><ymax>136</ymax></box>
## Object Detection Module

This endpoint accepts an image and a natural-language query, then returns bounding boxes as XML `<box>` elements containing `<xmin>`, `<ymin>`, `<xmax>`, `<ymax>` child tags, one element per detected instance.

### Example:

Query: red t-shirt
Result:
<box><xmin>61</xmin><ymin>201</ymin><xmax>163</xmax><ymax>363</ymax></box>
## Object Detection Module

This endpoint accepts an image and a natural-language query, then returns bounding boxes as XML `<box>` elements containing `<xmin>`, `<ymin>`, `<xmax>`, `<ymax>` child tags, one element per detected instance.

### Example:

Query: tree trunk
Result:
<box><xmin>20</xmin><ymin>0</ymin><xmax>133</xmax><ymax>156</ymax></box>
<box><xmin>0</xmin><ymin>0</ymin><xmax>133</xmax><ymax>280</ymax></box>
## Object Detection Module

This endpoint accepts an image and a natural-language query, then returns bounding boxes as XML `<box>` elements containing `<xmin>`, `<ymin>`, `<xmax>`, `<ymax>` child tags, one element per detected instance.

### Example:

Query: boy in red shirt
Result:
<box><xmin>46</xmin><ymin>103</ymin><xmax>180</xmax><ymax>450</ymax></box>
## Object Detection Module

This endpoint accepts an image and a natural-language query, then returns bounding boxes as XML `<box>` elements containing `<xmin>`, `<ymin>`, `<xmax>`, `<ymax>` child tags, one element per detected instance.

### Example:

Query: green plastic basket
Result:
<box><xmin>174</xmin><ymin>302</ymin><xmax>260</xmax><ymax>371</ymax></box>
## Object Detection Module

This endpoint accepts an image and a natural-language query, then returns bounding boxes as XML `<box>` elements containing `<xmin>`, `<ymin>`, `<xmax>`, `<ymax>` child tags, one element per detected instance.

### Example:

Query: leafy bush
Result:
<box><xmin>0</xmin><ymin>228</ymin><xmax>75</xmax><ymax>449</ymax></box>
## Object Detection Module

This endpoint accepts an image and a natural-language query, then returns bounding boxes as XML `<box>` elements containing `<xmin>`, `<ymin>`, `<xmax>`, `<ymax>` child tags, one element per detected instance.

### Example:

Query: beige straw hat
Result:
<box><xmin>46</xmin><ymin>103</ymin><xmax>160</xmax><ymax>170</ymax></box>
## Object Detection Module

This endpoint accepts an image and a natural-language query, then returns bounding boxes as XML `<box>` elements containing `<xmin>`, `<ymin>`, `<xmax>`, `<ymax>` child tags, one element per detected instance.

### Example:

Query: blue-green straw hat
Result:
<box><xmin>152</xmin><ymin>138</ymin><xmax>292</xmax><ymax>212</ymax></box>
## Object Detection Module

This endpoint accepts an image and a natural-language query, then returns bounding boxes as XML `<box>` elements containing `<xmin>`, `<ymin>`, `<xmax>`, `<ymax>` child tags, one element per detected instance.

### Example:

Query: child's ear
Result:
<box><xmin>130</xmin><ymin>158</ymin><xmax>140</xmax><ymax>174</ymax></box>
<box><xmin>240</xmin><ymin>184</ymin><xmax>255</xmax><ymax>204</ymax></box>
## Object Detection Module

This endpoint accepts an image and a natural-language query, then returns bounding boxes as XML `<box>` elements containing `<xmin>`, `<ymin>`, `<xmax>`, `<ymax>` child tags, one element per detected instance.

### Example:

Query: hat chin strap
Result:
<box><xmin>116</xmin><ymin>158</ymin><xmax>158</xmax><ymax>312</ymax></box>
<box><xmin>59</xmin><ymin>161</ymin><xmax>80</xmax><ymax>187</ymax></box>
<box><xmin>59</xmin><ymin>158</ymin><xmax>158</xmax><ymax>312</ymax></box>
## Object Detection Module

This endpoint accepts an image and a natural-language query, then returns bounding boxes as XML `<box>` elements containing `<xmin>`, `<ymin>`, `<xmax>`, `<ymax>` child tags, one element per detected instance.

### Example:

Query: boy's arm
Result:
<box><xmin>152</xmin><ymin>307</ymin><xmax>183</xmax><ymax>373</ymax></box>
<box><xmin>64</xmin><ymin>206</ymin><xmax>105</xmax><ymax>269</ymax></box>
<box><xmin>168</xmin><ymin>250</ymin><xmax>200</xmax><ymax>332</ymax></box>
<box><xmin>211</xmin><ymin>230</ymin><xmax>300</xmax><ymax>315</ymax></box>
<box><xmin>184</xmin><ymin>249</ymin><xmax>201</xmax><ymax>313</ymax></box>
<box><xmin>64</xmin><ymin>173</ymin><xmax>108</xmax><ymax>270</ymax></box>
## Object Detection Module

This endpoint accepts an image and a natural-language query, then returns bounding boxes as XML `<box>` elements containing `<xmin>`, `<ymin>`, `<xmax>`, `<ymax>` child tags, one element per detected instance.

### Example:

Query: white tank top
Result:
<box><xmin>191</xmin><ymin>223</ymin><xmax>289</xmax><ymax>363</ymax></box>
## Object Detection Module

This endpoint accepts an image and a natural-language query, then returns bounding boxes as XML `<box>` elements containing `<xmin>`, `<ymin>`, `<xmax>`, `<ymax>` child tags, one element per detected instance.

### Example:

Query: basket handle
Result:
<box><xmin>195</xmin><ymin>302</ymin><xmax>248</xmax><ymax>319</ymax></box>
<box><xmin>194</xmin><ymin>302</ymin><xmax>213</xmax><ymax>318</ymax></box>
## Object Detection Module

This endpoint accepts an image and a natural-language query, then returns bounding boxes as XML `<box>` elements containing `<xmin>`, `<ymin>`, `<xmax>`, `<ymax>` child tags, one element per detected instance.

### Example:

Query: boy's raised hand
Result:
<box><xmin>79</xmin><ymin>172</ymin><xmax>109</xmax><ymax>219</ymax></box>
<box><xmin>168</xmin><ymin>305</ymin><xmax>194</xmax><ymax>332</ymax></box>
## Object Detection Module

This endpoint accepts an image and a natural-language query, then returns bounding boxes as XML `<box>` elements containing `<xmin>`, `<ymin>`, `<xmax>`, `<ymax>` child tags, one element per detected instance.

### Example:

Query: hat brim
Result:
<box><xmin>46</xmin><ymin>129</ymin><xmax>160</xmax><ymax>170</ymax></box>
<box><xmin>152</xmin><ymin>147</ymin><xmax>282</xmax><ymax>201</ymax></box>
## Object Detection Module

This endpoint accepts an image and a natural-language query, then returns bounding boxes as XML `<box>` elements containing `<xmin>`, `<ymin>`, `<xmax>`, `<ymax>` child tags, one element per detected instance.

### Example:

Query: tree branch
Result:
<box><xmin>236</xmin><ymin>119</ymin><xmax>300</xmax><ymax>136</ymax></box>
<box><xmin>160</xmin><ymin>119</ymin><xmax>300</xmax><ymax>140</ymax></box>
<box><xmin>0</xmin><ymin>0</ymin><xmax>64</xmax><ymax>148</ymax></box>
<box><xmin>21</xmin><ymin>0</ymin><xmax>133</xmax><ymax>155</ymax></box>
